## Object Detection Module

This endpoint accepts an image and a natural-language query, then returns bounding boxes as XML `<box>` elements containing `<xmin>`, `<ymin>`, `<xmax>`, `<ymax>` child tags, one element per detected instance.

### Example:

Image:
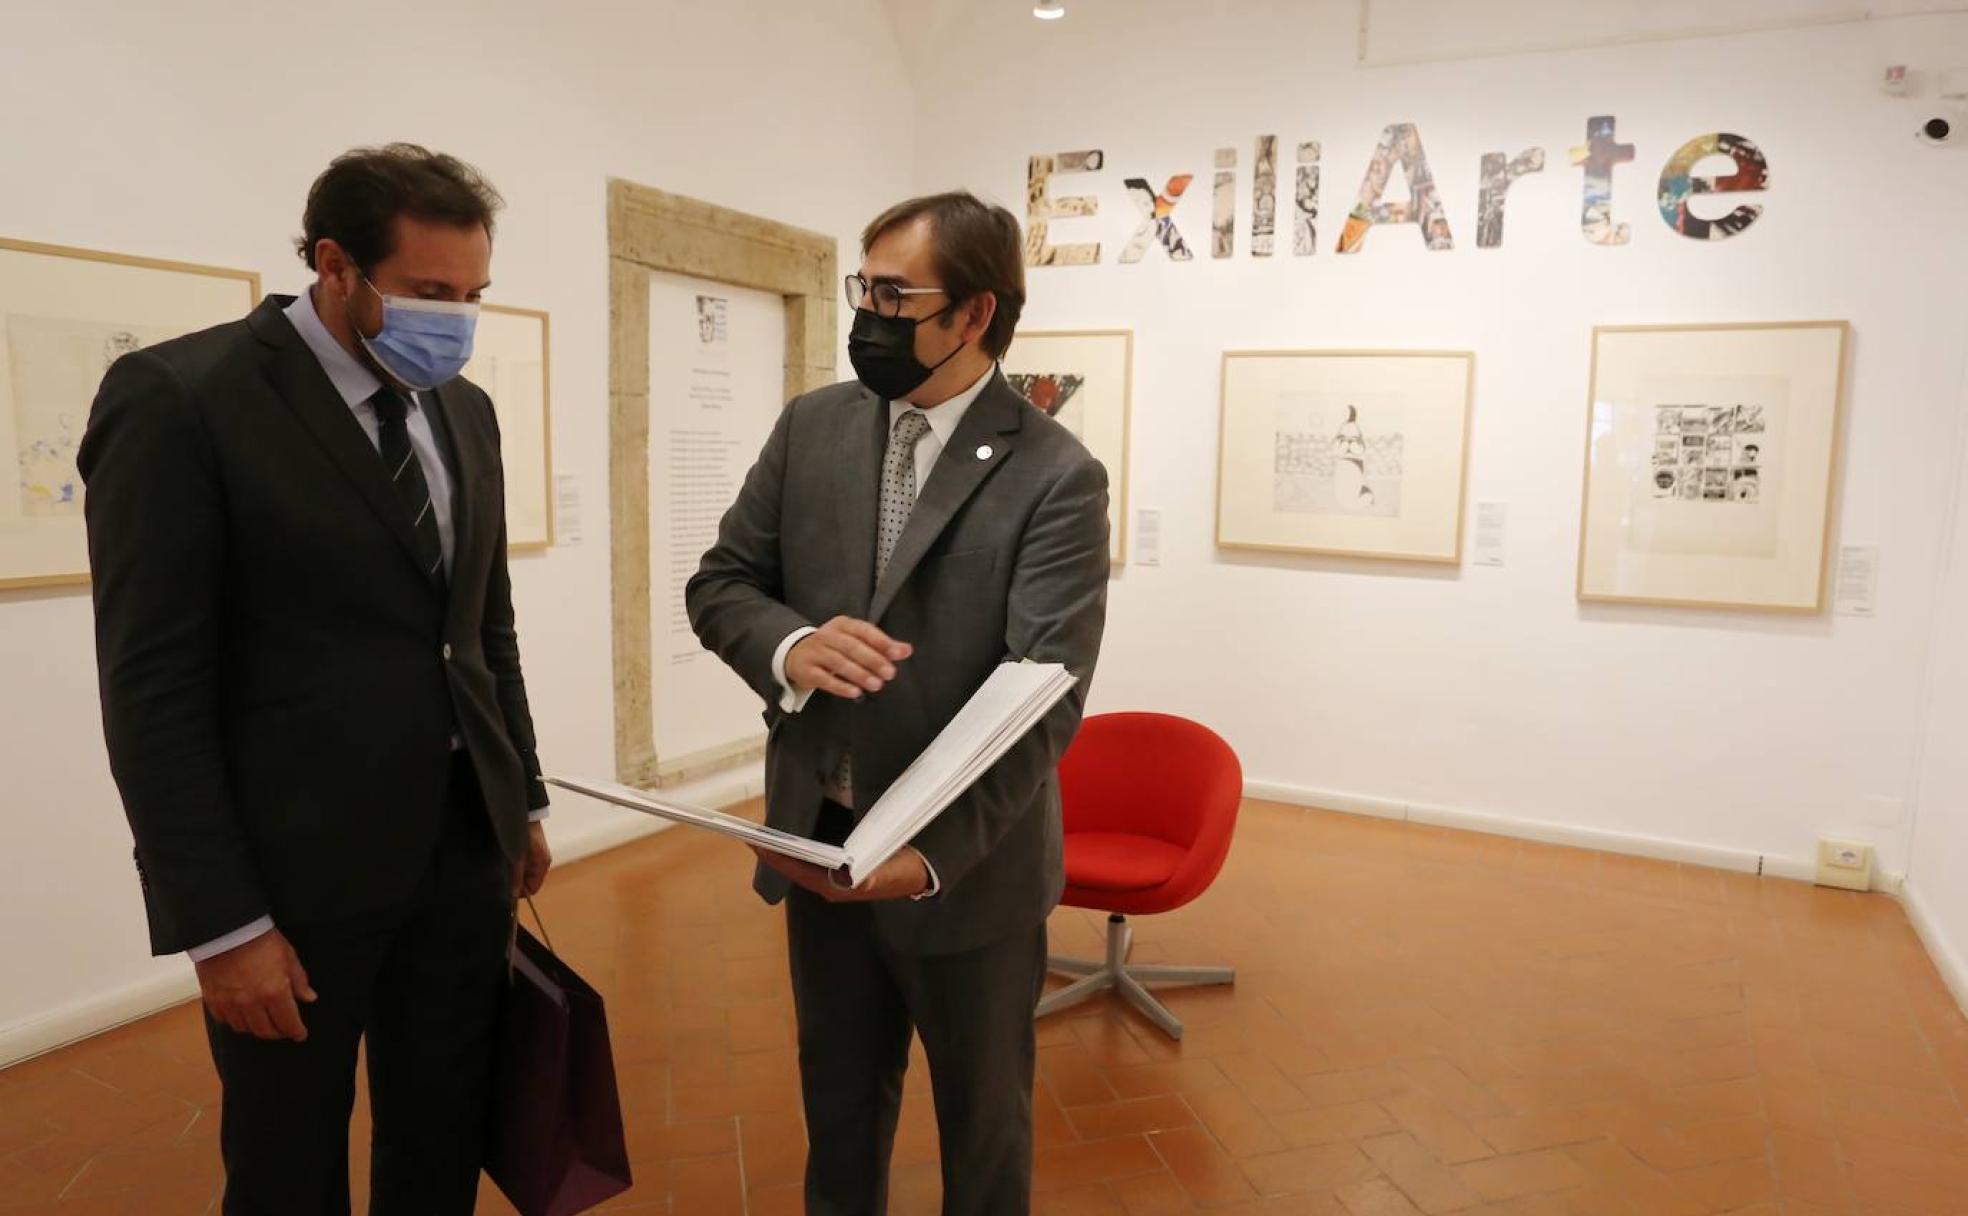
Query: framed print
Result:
<box><xmin>462</xmin><ymin>303</ymin><xmax>553</xmax><ymax>551</ymax></box>
<box><xmin>1577</xmin><ymin>321</ymin><xmax>1849</xmax><ymax>611</ymax></box>
<box><xmin>1001</xmin><ymin>329</ymin><xmax>1132</xmax><ymax>568</ymax></box>
<box><xmin>1216</xmin><ymin>349</ymin><xmax>1474</xmax><ymax>563</ymax></box>
<box><xmin>0</xmin><ymin>237</ymin><xmax>260</xmax><ymax>590</ymax></box>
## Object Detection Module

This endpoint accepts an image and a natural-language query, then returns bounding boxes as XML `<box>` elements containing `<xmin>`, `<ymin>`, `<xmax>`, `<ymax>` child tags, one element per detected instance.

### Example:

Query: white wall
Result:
<box><xmin>1906</xmin><ymin>376</ymin><xmax>1968</xmax><ymax>1010</ymax></box>
<box><xmin>0</xmin><ymin>0</ymin><xmax>915</xmax><ymax>1059</ymax></box>
<box><xmin>908</xmin><ymin>4</ymin><xmax>1968</xmax><ymax>875</ymax></box>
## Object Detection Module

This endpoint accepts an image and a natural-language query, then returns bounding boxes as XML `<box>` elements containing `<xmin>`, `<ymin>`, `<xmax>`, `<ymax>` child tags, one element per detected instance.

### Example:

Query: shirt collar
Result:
<box><xmin>889</xmin><ymin>364</ymin><xmax>995</xmax><ymax>447</ymax></box>
<box><xmin>285</xmin><ymin>286</ymin><xmax>387</xmax><ymax>409</ymax></box>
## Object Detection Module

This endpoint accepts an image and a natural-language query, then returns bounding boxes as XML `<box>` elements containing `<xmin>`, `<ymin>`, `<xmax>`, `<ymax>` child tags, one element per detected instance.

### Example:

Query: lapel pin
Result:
<box><xmin>976</xmin><ymin>444</ymin><xmax>993</xmax><ymax>460</ymax></box>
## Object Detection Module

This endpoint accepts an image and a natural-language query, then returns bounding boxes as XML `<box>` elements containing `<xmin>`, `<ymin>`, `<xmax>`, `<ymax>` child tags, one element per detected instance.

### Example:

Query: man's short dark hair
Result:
<box><xmin>296</xmin><ymin>143</ymin><xmax>504</xmax><ymax>272</ymax></box>
<box><xmin>862</xmin><ymin>192</ymin><xmax>1025</xmax><ymax>360</ymax></box>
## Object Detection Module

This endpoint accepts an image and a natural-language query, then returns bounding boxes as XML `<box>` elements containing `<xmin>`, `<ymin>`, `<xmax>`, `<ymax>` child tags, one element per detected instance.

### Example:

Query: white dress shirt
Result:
<box><xmin>186</xmin><ymin>289</ymin><xmax>541</xmax><ymax>963</ymax></box>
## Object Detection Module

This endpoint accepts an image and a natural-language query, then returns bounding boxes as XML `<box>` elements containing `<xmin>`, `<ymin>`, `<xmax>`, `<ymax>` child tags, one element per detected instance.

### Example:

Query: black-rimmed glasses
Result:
<box><xmin>844</xmin><ymin>274</ymin><xmax>946</xmax><ymax>318</ymax></box>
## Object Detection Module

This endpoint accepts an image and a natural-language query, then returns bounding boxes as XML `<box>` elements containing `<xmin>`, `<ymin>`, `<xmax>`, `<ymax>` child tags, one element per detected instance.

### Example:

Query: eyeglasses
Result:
<box><xmin>844</xmin><ymin>274</ymin><xmax>946</xmax><ymax>319</ymax></box>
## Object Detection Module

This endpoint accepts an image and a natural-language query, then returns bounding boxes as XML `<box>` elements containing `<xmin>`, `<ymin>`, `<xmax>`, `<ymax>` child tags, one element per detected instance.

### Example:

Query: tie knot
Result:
<box><xmin>369</xmin><ymin>387</ymin><xmax>409</xmax><ymax>425</ymax></box>
<box><xmin>892</xmin><ymin>409</ymin><xmax>931</xmax><ymax>446</ymax></box>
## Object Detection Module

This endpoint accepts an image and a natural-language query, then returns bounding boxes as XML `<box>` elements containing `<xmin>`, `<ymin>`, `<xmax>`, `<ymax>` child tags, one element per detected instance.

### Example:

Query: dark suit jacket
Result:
<box><xmin>686</xmin><ymin>372</ymin><xmax>1109</xmax><ymax>956</ymax></box>
<box><xmin>80</xmin><ymin>295</ymin><xmax>548</xmax><ymax>956</ymax></box>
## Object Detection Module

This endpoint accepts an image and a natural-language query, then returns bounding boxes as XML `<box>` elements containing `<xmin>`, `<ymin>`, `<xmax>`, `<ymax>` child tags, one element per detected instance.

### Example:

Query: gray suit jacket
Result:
<box><xmin>686</xmin><ymin>371</ymin><xmax>1110</xmax><ymax>956</ymax></box>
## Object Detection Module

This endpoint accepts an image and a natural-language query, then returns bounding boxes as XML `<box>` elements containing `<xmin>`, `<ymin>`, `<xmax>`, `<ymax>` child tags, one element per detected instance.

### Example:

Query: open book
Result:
<box><xmin>544</xmin><ymin>659</ymin><xmax>1078</xmax><ymax>887</ymax></box>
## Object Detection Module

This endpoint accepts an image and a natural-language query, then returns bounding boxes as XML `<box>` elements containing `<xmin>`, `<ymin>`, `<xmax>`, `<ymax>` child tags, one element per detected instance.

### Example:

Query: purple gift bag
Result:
<box><xmin>485</xmin><ymin>907</ymin><xmax>634</xmax><ymax>1215</ymax></box>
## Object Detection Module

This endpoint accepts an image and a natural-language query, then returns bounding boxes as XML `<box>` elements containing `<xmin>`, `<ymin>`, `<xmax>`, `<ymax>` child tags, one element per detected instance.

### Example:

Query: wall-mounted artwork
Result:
<box><xmin>1657</xmin><ymin>133</ymin><xmax>1768</xmax><ymax>241</ymax></box>
<box><xmin>1578</xmin><ymin>322</ymin><xmax>1848</xmax><ymax>611</ymax></box>
<box><xmin>1337</xmin><ymin>123</ymin><xmax>1454</xmax><ymax>253</ymax></box>
<box><xmin>1024</xmin><ymin>150</ymin><xmax>1104</xmax><ymax>268</ymax></box>
<box><xmin>1002</xmin><ymin>329</ymin><xmax>1133</xmax><ymax>569</ymax></box>
<box><xmin>1217</xmin><ymin>350</ymin><xmax>1473</xmax><ymax>563</ymax></box>
<box><xmin>1120</xmin><ymin>175</ymin><xmax>1196</xmax><ymax>263</ymax></box>
<box><xmin>0</xmin><ymin>237</ymin><xmax>260</xmax><ymax>590</ymax></box>
<box><xmin>461</xmin><ymin>304</ymin><xmax>553</xmax><ymax>550</ymax></box>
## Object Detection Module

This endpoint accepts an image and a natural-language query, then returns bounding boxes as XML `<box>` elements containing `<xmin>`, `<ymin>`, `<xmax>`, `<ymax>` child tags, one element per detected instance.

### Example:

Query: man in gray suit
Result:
<box><xmin>687</xmin><ymin>192</ymin><xmax>1109</xmax><ymax>1214</ymax></box>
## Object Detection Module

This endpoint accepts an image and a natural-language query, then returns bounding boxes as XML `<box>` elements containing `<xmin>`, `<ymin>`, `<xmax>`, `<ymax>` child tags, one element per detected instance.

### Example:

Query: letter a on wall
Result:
<box><xmin>1337</xmin><ymin>124</ymin><xmax>1454</xmax><ymax>254</ymax></box>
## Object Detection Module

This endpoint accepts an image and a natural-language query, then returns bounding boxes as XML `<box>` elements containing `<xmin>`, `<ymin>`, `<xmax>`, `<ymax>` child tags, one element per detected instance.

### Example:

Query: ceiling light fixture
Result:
<box><xmin>1034</xmin><ymin>1</ymin><xmax>1066</xmax><ymax>20</ymax></box>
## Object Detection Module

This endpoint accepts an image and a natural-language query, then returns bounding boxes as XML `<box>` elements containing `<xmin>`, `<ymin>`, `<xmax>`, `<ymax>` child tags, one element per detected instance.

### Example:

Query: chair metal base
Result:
<box><xmin>1036</xmin><ymin>913</ymin><xmax>1235</xmax><ymax>1040</ymax></box>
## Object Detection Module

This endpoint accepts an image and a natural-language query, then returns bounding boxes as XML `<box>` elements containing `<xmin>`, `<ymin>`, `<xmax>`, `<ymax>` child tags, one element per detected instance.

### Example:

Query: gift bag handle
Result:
<box><xmin>506</xmin><ymin>895</ymin><xmax>557</xmax><ymax>984</ymax></box>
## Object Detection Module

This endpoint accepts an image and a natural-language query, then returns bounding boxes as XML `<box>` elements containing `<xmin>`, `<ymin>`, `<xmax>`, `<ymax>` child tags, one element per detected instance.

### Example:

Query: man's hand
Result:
<box><xmin>787</xmin><ymin>617</ymin><xmax>912</xmax><ymax>701</ymax></box>
<box><xmin>513</xmin><ymin>821</ymin><xmax>552</xmax><ymax>899</ymax></box>
<box><xmin>751</xmin><ymin>845</ymin><xmax>930</xmax><ymax>902</ymax></box>
<box><xmin>195</xmin><ymin>929</ymin><xmax>316</xmax><ymax>1042</ymax></box>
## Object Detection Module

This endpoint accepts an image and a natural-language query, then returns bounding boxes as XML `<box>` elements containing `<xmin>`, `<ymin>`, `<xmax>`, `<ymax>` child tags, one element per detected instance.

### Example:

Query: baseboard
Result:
<box><xmin>1901</xmin><ymin>878</ymin><xmax>1968</xmax><ymax>1019</ymax></box>
<box><xmin>1244</xmin><ymin>780</ymin><xmax>1406</xmax><ymax>821</ymax></box>
<box><xmin>1408</xmin><ymin>799</ymin><xmax>1768</xmax><ymax>875</ymax></box>
<box><xmin>0</xmin><ymin>775</ymin><xmax>767</xmax><ymax>1071</ymax></box>
<box><xmin>0</xmin><ymin>967</ymin><xmax>199</xmax><ymax>1070</ymax></box>
<box><xmin>1246</xmin><ymin>779</ymin><xmax>1903</xmax><ymax>893</ymax></box>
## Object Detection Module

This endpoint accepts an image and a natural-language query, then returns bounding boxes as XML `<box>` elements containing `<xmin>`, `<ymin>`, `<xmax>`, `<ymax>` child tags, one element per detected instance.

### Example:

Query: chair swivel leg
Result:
<box><xmin>1037</xmin><ymin>913</ymin><xmax>1235</xmax><ymax>1040</ymax></box>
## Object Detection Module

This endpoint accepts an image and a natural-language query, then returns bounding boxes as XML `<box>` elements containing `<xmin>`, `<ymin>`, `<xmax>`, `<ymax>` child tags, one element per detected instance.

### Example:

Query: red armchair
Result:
<box><xmin>1037</xmin><ymin>713</ymin><xmax>1242</xmax><ymax>1039</ymax></box>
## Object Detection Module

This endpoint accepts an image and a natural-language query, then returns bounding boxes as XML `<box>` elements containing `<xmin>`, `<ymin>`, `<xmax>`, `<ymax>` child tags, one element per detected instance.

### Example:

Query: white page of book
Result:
<box><xmin>541</xmin><ymin>775</ymin><xmax>849</xmax><ymax>870</ymax></box>
<box><xmin>840</xmin><ymin>661</ymin><xmax>1075</xmax><ymax>883</ymax></box>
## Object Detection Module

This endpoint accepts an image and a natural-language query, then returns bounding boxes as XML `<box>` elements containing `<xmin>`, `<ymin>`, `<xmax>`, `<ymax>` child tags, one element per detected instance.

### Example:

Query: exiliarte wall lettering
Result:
<box><xmin>1024</xmin><ymin>117</ymin><xmax>1769</xmax><ymax>267</ymax></box>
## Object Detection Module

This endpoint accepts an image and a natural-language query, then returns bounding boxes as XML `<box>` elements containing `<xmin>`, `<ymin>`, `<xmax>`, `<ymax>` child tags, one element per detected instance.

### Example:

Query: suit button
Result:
<box><xmin>442</xmin><ymin>643</ymin><xmax>454</xmax><ymax>661</ymax></box>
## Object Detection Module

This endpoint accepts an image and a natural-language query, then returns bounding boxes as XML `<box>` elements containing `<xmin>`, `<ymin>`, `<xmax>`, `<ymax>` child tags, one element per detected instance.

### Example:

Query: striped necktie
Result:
<box><xmin>368</xmin><ymin>387</ymin><xmax>446</xmax><ymax>587</ymax></box>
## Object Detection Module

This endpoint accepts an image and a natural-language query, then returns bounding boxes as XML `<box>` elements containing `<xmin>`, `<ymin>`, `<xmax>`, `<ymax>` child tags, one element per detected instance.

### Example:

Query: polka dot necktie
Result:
<box><xmin>829</xmin><ymin>408</ymin><xmax>933</xmax><ymax>808</ymax></box>
<box><xmin>875</xmin><ymin>409</ymin><xmax>932</xmax><ymax>581</ymax></box>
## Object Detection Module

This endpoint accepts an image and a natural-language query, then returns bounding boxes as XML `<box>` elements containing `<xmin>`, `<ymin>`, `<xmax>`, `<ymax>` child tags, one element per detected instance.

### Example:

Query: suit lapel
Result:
<box><xmin>249</xmin><ymin>300</ymin><xmax>433</xmax><ymax>584</ymax></box>
<box><xmin>428</xmin><ymin>380</ymin><xmax>482</xmax><ymax>629</ymax></box>
<box><xmin>430</xmin><ymin>380</ymin><xmax>478</xmax><ymax>560</ymax></box>
<box><xmin>834</xmin><ymin>388</ymin><xmax>885</xmax><ymax>616</ymax></box>
<box><xmin>869</xmin><ymin>374</ymin><xmax>1024</xmax><ymax>624</ymax></box>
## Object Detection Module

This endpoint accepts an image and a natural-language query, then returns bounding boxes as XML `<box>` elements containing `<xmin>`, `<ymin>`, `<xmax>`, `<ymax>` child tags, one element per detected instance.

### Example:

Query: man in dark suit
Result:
<box><xmin>687</xmin><ymin>192</ymin><xmax>1110</xmax><ymax>1214</ymax></box>
<box><xmin>80</xmin><ymin>144</ymin><xmax>552</xmax><ymax>1216</ymax></box>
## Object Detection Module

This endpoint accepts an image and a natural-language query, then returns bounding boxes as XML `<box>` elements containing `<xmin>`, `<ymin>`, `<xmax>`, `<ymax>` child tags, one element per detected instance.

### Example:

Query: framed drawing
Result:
<box><xmin>462</xmin><ymin>303</ymin><xmax>553</xmax><ymax>551</ymax></box>
<box><xmin>0</xmin><ymin>237</ymin><xmax>260</xmax><ymax>591</ymax></box>
<box><xmin>1577</xmin><ymin>321</ymin><xmax>1849</xmax><ymax>611</ymax></box>
<box><xmin>1216</xmin><ymin>349</ymin><xmax>1473</xmax><ymax>563</ymax></box>
<box><xmin>1000</xmin><ymin>329</ymin><xmax>1132</xmax><ymax>568</ymax></box>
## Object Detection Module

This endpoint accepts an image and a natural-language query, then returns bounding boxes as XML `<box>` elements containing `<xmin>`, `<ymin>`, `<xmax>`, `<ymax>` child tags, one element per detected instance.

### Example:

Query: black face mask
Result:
<box><xmin>848</xmin><ymin>303</ymin><xmax>965</xmax><ymax>401</ymax></box>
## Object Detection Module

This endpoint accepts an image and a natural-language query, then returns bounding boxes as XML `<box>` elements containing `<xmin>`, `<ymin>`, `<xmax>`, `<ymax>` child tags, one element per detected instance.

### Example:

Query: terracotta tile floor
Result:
<box><xmin>5</xmin><ymin>798</ymin><xmax>1968</xmax><ymax>1215</ymax></box>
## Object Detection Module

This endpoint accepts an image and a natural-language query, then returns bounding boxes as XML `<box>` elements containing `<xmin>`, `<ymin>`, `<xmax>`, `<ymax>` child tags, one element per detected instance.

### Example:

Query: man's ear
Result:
<box><xmin>316</xmin><ymin>240</ymin><xmax>354</xmax><ymax>298</ymax></box>
<box><xmin>962</xmin><ymin>293</ymin><xmax>997</xmax><ymax>347</ymax></box>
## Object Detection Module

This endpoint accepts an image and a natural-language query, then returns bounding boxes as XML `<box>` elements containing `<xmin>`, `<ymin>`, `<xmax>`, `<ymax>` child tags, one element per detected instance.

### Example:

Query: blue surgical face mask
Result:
<box><xmin>349</xmin><ymin>273</ymin><xmax>479</xmax><ymax>391</ymax></box>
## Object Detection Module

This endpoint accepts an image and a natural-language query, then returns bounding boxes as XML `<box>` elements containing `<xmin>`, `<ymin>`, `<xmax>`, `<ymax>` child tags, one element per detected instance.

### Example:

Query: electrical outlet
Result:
<box><xmin>1815</xmin><ymin>838</ymin><xmax>1875</xmax><ymax>892</ymax></box>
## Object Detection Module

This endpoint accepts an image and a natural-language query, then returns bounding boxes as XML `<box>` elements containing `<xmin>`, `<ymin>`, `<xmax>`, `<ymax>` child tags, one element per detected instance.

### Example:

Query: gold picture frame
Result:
<box><xmin>464</xmin><ymin>302</ymin><xmax>554</xmax><ymax>552</ymax></box>
<box><xmin>0</xmin><ymin>237</ymin><xmax>261</xmax><ymax>591</ymax></box>
<box><xmin>1216</xmin><ymin>348</ymin><xmax>1475</xmax><ymax>564</ymax></box>
<box><xmin>1576</xmin><ymin>321</ymin><xmax>1850</xmax><ymax>612</ymax></box>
